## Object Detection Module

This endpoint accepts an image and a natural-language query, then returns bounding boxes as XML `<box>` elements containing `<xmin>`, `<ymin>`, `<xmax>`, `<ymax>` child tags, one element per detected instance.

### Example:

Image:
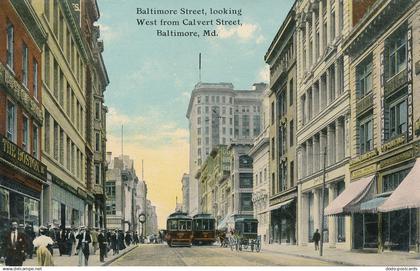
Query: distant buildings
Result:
<box><xmin>105</xmin><ymin>153</ymin><xmax>158</xmax><ymax>234</ymax></box>
<box><xmin>187</xmin><ymin>82</ymin><xmax>266</xmax><ymax>215</ymax></box>
<box><xmin>181</xmin><ymin>173</ymin><xmax>190</xmax><ymax>213</ymax></box>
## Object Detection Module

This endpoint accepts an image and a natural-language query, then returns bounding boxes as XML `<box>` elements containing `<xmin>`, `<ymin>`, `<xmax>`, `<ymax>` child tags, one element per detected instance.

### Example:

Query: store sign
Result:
<box><xmin>380</xmin><ymin>51</ymin><xmax>385</xmax><ymax>143</ymax></box>
<box><xmin>351</xmin><ymin>164</ymin><xmax>377</xmax><ymax>179</ymax></box>
<box><xmin>68</xmin><ymin>0</ymin><xmax>81</xmax><ymax>25</ymax></box>
<box><xmin>0</xmin><ymin>135</ymin><xmax>47</xmax><ymax>180</ymax></box>
<box><xmin>407</xmin><ymin>27</ymin><xmax>413</xmax><ymax>141</ymax></box>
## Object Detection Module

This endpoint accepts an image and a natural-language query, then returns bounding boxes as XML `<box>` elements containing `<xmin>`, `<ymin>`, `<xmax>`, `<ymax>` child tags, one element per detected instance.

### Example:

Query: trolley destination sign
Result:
<box><xmin>0</xmin><ymin>134</ymin><xmax>47</xmax><ymax>180</ymax></box>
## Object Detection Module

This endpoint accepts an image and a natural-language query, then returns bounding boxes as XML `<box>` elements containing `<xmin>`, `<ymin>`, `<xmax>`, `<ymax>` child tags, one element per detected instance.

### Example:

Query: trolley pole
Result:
<box><xmin>320</xmin><ymin>147</ymin><xmax>327</xmax><ymax>257</ymax></box>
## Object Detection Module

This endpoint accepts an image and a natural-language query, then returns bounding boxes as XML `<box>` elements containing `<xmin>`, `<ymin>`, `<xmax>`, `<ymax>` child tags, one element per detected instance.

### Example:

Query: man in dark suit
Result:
<box><xmin>58</xmin><ymin>226</ymin><xmax>67</xmax><ymax>256</ymax></box>
<box><xmin>65</xmin><ymin>227</ymin><xmax>75</xmax><ymax>256</ymax></box>
<box><xmin>97</xmin><ymin>229</ymin><xmax>107</xmax><ymax>262</ymax></box>
<box><xmin>4</xmin><ymin>221</ymin><xmax>27</xmax><ymax>266</ymax></box>
<box><xmin>75</xmin><ymin>226</ymin><xmax>91</xmax><ymax>266</ymax></box>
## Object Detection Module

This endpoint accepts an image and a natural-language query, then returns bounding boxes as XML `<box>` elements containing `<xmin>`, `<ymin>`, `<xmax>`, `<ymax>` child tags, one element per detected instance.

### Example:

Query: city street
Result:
<box><xmin>110</xmin><ymin>244</ymin><xmax>333</xmax><ymax>266</ymax></box>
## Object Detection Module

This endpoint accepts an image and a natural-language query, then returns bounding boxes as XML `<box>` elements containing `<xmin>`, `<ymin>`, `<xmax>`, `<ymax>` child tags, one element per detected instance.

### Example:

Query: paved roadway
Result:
<box><xmin>110</xmin><ymin>244</ymin><xmax>336</xmax><ymax>266</ymax></box>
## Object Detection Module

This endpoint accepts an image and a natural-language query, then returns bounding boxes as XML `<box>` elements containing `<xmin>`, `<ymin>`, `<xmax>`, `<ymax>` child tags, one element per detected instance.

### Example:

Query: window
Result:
<box><xmin>22</xmin><ymin>43</ymin><xmax>29</xmax><ymax>87</ymax></box>
<box><xmin>271</xmin><ymin>138</ymin><xmax>275</xmax><ymax>160</ymax></box>
<box><xmin>289</xmin><ymin>120</ymin><xmax>294</xmax><ymax>146</ymax></box>
<box><xmin>383</xmin><ymin>169</ymin><xmax>409</xmax><ymax>193</ymax></box>
<box><xmin>44</xmin><ymin>111</ymin><xmax>50</xmax><ymax>153</ymax></box>
<box><xmin>106</xmin><ymin>203</ymin><xmax>116</xmax><ymax>215</ymax></box>
<box><xmin>197</xmin><ymin>106</ymin><xmax>201</xmax><ymax>114</ymax></box>
<box><xmin>290</xmin><ymin>161</ymin><xmax>294</xmax><ymax>187</ymax></box>
<box><xmin>240</xmin><ymin>193</ymin><xmax>253</xmax><ymax>211</ymax></box>
<box><xmin>330</xmin><ymin>11</ymin><xmax>336</xmax><ymax>41</ymax></box>
<box><xmin>95</xmin><ymin>132</ymin><xmax>101</xmax><ymax>152</ymax></box>
<box><xmin>22</xmin><ymin>116</ymin><xmax>29</xmax><ymax>152</ymax></box>
<box><xmin>242</xmin><ymin>115</ymin><xmax>250</xmax><ymax>137</ymax></box>
<box><xmin>271</xmin><ymin>101</ymin><xmax>275</xmax><ymax>125</ymax></box>
<box><xmin>6</xmin><ymin>101</ymin><xmax>16</xmax><ymax>142</ymax></box>
<box><xmin>271</xmin><ymin>173</ymin><xmax>275</xmax><ymax>195</ymax></box>
<box><xmin>44</xmin><ymin>47</ymin><xmax>50</xmax><ymax>87</ymax></box>
<box><xmin>95</xmin><ymin>102</ymin><xmax>100</xmax><ymax>120</ymax></box>
<box><xmin>6</xmin><ymin>24</ymin><xmax>14</xmax><ymax>70</ymax></box>
<box><xmin>95</xmin><ymin>164</ymin><xmax>101</xmax><ymax>184</ymax></box>
<box><xmin>53</xmin><ymin>121</ymin><xmax>58</xmax><ymax>160</ymax></box>
<box><xmin>253</xmin><ymin>115</ymin><xmax>260</xmax><ymax>135</ymax></box>
<box><xmin>32</xmin><ymin>125</ymin><xmax>39</xmax><ymax>158</ymax></box>
<box><xmin>59</xmin><ymin>129</ymin><xmax>64</xmax><ymax>164</ymax></box>
<box><xmin>197</xmin><ymin>96</ymin><xmax>201</xmax><ymax>103</ymax></box>
<box><xmin>33</xmin><ymin>60</ymin><xmax>38</xmax><ymax>99</ymax></box>
<box><xmin>239</xmin><ymin>173</ymin><xmax>253</xmax><ymax>188</ymax></box>
<box><xmin>357</xmin><ymin>55</ymin><xmax>373</xmax><ymax>97</ymax></box>
<box><xmin>387</xmin><ymin>31</ymin><xmax>407</xmax><ymax>78</ymax></box>
<box><xmin>388</xmin><ymin>97</ymin><xmax>407</xmax><ymax>138</ymax></box>
<box><xmin>359</xmin><ymin>116</ymin><xmax>373</xmax><ymax>154</ymax></box>
<box><xmin>289</xmin><ymin>79</ymin><xmax>294</xmax><ymax>106</ymax></box>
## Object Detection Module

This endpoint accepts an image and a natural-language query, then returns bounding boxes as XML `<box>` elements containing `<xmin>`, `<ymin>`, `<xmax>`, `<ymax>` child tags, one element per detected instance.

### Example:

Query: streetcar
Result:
<box><xmin>192</xmin><ymin>213</ymin><xmax>216</xmax><ymax>245</ymax></box>
<box><xmin>229</xmin><ymin>218</ymin><xmax>261</xmax><ymax>252</ymax></box>
<box><xmin>165</xmin><ymin>211</ymin><xmax>193</xmax><ymax>247</ymax></box>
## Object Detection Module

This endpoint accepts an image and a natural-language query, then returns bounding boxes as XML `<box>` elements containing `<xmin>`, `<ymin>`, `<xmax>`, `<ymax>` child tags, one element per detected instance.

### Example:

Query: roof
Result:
<box><xmin>193</xmin><ymin>213</ymin><xmax>214</xmax><ymax>219</ymax></box>
<box><xmin>235</xmin><ymin>218</ymin><xmax>258</xmax><ymax>223</ymax></box>
<box><xmin>168</xmin><ymin>211</ymin><xmax>191</xmax><ymax>220</ymax></box>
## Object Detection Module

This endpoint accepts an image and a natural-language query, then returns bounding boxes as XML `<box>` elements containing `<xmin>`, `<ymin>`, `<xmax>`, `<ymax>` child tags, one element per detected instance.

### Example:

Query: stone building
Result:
<box><xmin>248</xmin><ymin>88</ymin><xmax>271</xmax><ymax>244</ymax></box>
<box><xmin>181</xmin><ymin>173</ymin><xmax>190</xmax><ymax>213</ymax></box>
<box><xmin>295</xmin><ymin>0</ymin><xmax>351</xmax><ymax>249</ymax></box>
<box><xmin>264</xmin><ymin>3</ymin><xmax>298</xmax><ymax>245</ymax></box>
<box><xmin>325</xmin><ymin>0</ymin><xmax>420</xmax><ymax>253</ymax></box>
<box><xmin>186</xmin><ymin>82</ymin><xmax>266</xmax><ymax>215</ymax></box>
<box><xmin>0</xmin><ymin>0</ymin><xmax>47</xmax><ymax>252</ymax></box>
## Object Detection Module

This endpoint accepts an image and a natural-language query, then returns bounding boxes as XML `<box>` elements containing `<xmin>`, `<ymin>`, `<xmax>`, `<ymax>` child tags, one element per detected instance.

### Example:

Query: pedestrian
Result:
<box><xmin>4</xmin><ymin>221</ymin><xmax>27</xmax><ymax>266</ymax></box>
<box><xmin>124</xmin><ymin>231</ymin><xmax>132</xmax><ymax>247</ymax></box>
<box><xmin>111</xmin><ymin>230</ymin><xmax>119</xmax><ymax>255</ymax></box>
<box><xmin>98</xmin><ymin>229</ymin><xmax>107</xmax><ymax>263</ymax></box>
<box><xmin>75</xmin><ymin>226</ymin><xmax>91</xmax><ymax>266</ymax></box>
<box><xmin>24</xmin><ymin>224</ymin><xmax>35</xmax><ymax>259</ymax></box>
<box><xmin>58</xmin><ymin>226</ymin><xmax>67</xmax><ymax>256</ymax></box>
<box><xmin>312</xmin><ymin>229</ymin><xmax>321</xmax><ymax>251</ymax></box>
<box><xmin>118</xmin><ymin>230</ymin><xmax>125</xmax><ymax>250</ymax></box>
<box><xmin>65</xmin><ymin>226</ymin><xmax>75</xmax><ymax>256</ymax></box>
<box><xmin>33</xmin><ymin>226</ymin><xmax>54</xmax><ymax>266</ymax></box>
<box><xmin>133</xmin><ymin>231</ymin><xmax>139</xmax><ymax>245</ymax></box>
<box><xmin>91</xmin><ymin>227</ymin><xmax>98</xmax><ymax>255</ymax></box>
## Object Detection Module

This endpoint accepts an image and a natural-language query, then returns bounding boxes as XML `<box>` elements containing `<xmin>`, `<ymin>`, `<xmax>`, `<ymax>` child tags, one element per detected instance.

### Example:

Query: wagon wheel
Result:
<box><xmin>242</xmin><ymin>239</ymin><xmax>248</xmax><ymax>250</ymax></box>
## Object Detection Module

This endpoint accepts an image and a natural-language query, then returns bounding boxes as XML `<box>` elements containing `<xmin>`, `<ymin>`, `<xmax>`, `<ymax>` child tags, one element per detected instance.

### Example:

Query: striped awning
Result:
<box><xmin>325</xmin><ymin>175</ymin><xmax>375</xmax><ymax>216</ymax></box>
<box><xmin>379</xmin><ymin>158</ymin><xmax>420</xmax><ymax>212</ymax></box>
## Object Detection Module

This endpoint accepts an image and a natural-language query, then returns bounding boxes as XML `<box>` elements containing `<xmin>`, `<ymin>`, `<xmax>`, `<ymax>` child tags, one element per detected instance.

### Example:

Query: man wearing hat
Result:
<box><xmin>4</xmin><ymin>221</ymin><xmax>27</xmax><ymax>266</ymax></box>
<box><xmin>91</xmin><ymin>227</ymin><xmax>99</xmax><ymax>255</ymax></box>
<box><xmin>75</xmin><ymin>226</ymin><xmax>91</xmax><ymax>266</ymax></box>
<box><xmin>65</xmin><ymin>226</ymin><xmax>75</xmax><ymax>256</ymax></box>
<box><xmin>97</xmin><ymin>229</ymin><xmax>107</xmax><ymax>262</ymax></box>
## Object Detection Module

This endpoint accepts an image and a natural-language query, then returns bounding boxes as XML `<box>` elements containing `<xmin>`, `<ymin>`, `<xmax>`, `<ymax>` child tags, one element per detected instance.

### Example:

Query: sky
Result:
<box><xmin>97</xmin><ymin>0</ymin><xmax>294</xmax><ymax>228</ymax></box>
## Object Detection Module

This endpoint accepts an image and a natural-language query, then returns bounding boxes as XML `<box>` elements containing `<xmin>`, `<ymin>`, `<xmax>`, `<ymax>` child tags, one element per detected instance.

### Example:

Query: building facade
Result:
<box><xmin>265</xmin><ymin>4</ymin><xmax>298</xmax><ymax>245</ymax></box>
<box><xmin>187</xmin><ymin>82</ymin><xmax>266</xmax><ymax>215</ymax></box>
<box><xmin>337</xmin><ymin>0</ymin><xmax>420</xmax><ymax>252</ymax></box>
<box><xmin>0</xmin><ymin>0</ymin><xmax>47</xmax><ymax>256</ymax></box>
<box><xmin>295</xmin><ymin>0</ymin><xmax>351</xmax><ymax>249</ymax></box>
<box><xmin>181</xmin><ymin>173</ymin><xmax>189</xmax><ymax>213</ymax></box>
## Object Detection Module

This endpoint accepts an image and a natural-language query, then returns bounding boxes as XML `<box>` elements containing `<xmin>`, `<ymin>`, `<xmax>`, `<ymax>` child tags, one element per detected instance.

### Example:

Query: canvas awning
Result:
<box><xmin>268</xmin><ymin>198</ymin><xmax>294</xmax><ymax>211</ymax></box>
<box><xmin>379</xmin><ymin>158</ymin><xmax>420</xmax><ymax>212</ymax></box>
<box><xmin>217</xmin><ymin>215</ymin><xmax>234</xmax><ymax>230</ymax></box>
<box><xmin>358</xmin><ymin>197</ymin><xmax>388</xmax><ymax>213</ymax></box>
<box><xmin>324</xmin><ymin>175</ymin><xmax>375</xmax><ymax>216</ymax></box>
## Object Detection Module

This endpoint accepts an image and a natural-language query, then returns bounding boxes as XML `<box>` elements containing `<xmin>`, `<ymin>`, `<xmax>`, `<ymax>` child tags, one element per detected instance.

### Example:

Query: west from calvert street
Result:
<box><xmin>109</xmin><ymin>244</ymin><xmax>332</xmax><ymax>266</ymax></box>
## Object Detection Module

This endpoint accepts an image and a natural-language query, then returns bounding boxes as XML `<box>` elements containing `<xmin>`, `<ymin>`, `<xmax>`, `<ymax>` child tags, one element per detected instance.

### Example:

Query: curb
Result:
<box><xmin>101</xmin><ymin>245</ymin><xmax>138</xmax><ymax>266</ymax></box>
<box><xmin>262</xmin><ymin>247</ymin><xmax>357</xmax><ymax>266</ymax></box>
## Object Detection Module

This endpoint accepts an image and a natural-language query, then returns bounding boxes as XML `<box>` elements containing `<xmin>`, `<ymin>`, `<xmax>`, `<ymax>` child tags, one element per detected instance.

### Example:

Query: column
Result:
<box><xmin>313</xmin><ymin>83</ymin><xmax>319</xmax><ymax>116</ymax></box>
<box><xmin>327</xmin><ymin>125</ymin><xmax>335</xmax><ymax>166</ymax></box>
<box><xmin>336</xmin><ymin>117</ymin><xmax>344</xmax><ymax>162</ymax></box>
<box><xmin>326</xmin><ymin>68</ymin><xmax>331</xmax><ymax>105</ymax></box>
<box><xmin>328</xmin><ymin>184</ymin><xmax>337</xmax><ymax>248</ymax></box>
<box><xmin>305</xmin><ymin>20</ymin><xmax>310</xmax><ymax>72</ymax></box>
<box><xmin>298</xmin><ymin>186</ymin><xmax>308</xmax><ymax>245</ymax></box>
<box><xmin>313</xmin><ymin>189</ymin><xmax>320</xmax><ymax>231</ymax></box>
<box><xmin>320</xmin><ymin>130</ymin><xmax>327</xmax><ymax>168</ymax></box>
<box><xmin>335</xmin><ymin>61</ymin><xmax>340</xmax><ymax>97</ymax></box>
<box><xmin>314</xmin><ymin>134</ymin><xmax>320</xmax><ymax>172</ymax></box>
<box><xmin>319</xmin><ymin>0</ymin><xmax>324</xmax><ymax>52</ymax></box>
<box><xmin>326</xmin><ymin>0</ymin><xmax>331</xmax><ymax>46</ymax></box>
<box><xmin>307</xmin><ymin>139</ymin><xmax>313</xmax><ymax>175</ymax></box>
<box><xmin>312</xmin><ymin>11</ymin><xmax>317</xmax><ymax>65</ymax></box>
<box><xmin>298</xmin><ymin>147</ymin><xmax>303</xmax><ymax>181</ymax></box>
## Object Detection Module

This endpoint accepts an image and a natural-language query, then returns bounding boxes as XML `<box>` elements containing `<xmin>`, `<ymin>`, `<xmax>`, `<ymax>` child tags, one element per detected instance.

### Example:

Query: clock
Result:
<box><xmin>138</xmin><ymin>213</ymin><xmax>146</xmax><ymax>223</ymax></box>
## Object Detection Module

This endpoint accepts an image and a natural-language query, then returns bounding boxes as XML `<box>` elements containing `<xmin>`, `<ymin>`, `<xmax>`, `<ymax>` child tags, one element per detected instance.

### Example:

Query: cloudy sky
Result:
<box><xmin>97</xmin><ymin>0</ymin><xmax>294</xmax><ymax>228</ymax></box>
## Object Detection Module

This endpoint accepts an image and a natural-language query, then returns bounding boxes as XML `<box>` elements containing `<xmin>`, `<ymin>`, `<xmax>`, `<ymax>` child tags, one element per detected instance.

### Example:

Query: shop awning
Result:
<box><xmin>359</xmin><ymin>197</ymin><xmax>388</xmax><ymax>213</ymax></box>
<box><xmin>324</xmin><ymin>175</ymin><xmax>375</xmax><ymax>216</ymax></box>
<box><xmin>217</xmin><ymin>215</ymin><xmax>234</xmax><ymax>230</ymax></box>
<box><xmin>379</xmin><ymin>158</ymin><xmax>420</xmax><ymax>212</ymax></box>
<box><xmin>268</xmin><ymin>198</ymin><xmax>294</xmax><ymax>211</ymax></box>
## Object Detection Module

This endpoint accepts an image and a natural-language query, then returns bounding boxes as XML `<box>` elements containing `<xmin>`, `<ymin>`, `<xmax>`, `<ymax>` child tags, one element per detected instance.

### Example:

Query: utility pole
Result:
<box><xmin>320</xmin><ymin>147</ymin><xmax>327</xmax><ymax>256</ymax></box>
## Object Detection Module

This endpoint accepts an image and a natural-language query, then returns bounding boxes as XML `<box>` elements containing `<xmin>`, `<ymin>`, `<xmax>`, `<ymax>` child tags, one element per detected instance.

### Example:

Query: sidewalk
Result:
<box><xmin>23</xmin><ymin>245</ymin><xmax>138</xmax><ymax>266</ymax></box>
<box><xmin>263</xmin><ymin>243</ymin><xmax>420</xmax><ymax>266</ymax></box>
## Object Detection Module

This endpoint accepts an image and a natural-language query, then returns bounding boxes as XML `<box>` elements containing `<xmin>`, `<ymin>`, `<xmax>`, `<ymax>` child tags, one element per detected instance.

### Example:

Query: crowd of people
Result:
<box><xmin>1</xmin><ymin>221</ymin><xmax>142</xmax><ymax>266</ymax></box>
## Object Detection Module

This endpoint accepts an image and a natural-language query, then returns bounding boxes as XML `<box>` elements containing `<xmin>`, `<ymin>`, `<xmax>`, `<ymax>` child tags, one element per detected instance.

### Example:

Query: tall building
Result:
<box><xmin>326</xmin><ymin>0</ymin><xmax>420</xmax><ymax>253</ymax></box>
<box><xmin>105</xmin><ymin>154</ymin><xmax>138</xmax><ymax>231</ymax></box>
<box><xmin>135</xmin><ymin>179</ymin><xmax>147</xmax><ymax>234</ymax></box>
<box><xmin>264</xmin><ymin>3</ymin><xmax>298</xmax><ymax>245</ymax></box>
<box><xmin>32</xmin><ymin>0</ymin><xmax>93</xmax><ymax>228</ymax></box>
<box><xmin>145</xmin><ymin>200</ymin><xmax>158</xmax><ymax>235</ymax></box>
<box><xmin>0</xmin><ymin>0</ymin><xmax>47</xmax><ymax>250</ymax></box>
<box><xmin>186</xmin><ymin>82</ymin><xmax>266</xmax><ymax>215</ymax></box>
<box><xmin>181</xmin><ymin>173</ymin><xmax>189</xmax><ymax>213</ymax></box>
<box><xmin>295</xmin><ymin>0</ymin><xmax>350</xmax><ymax>248</ymax></box>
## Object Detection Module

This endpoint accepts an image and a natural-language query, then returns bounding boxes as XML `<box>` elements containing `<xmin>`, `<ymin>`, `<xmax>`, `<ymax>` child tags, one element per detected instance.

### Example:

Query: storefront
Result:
<box><xmin>269</xmin><ymin>190</ymin><xmax>297</xmax><ymax>245</ymax></box>
<box><xmin>0</xmin><ymin>135</ymin><xmax>47</xmax><ymax>256</ymax></box>
<box><xmin>48</xmin><ymin>174</ymin><xmax>86</xmax><ymax>228</ymax></box>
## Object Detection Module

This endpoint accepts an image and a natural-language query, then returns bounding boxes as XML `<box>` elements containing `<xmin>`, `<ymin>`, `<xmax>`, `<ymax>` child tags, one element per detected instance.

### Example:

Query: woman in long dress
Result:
<box><xmin>33</xmin><ymin>227</ymin><xmax>54</xmax><ymax>266</ymax></box>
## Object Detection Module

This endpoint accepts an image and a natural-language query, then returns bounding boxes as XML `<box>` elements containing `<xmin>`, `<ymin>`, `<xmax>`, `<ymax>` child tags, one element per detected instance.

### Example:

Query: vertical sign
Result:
<box><xmin>68</xmin><ymin>0</ymin><xmax>81</xmax><ymax>26</ymax></box>
<box><xmin>380</xmin><ymin>51</ymin><xmax>385</xmax><ymax>143</ymax></box>
<box><xmin>407</xmin><ymin>27</ymin><xmax>413</xmax><ymax>141</ymax></box>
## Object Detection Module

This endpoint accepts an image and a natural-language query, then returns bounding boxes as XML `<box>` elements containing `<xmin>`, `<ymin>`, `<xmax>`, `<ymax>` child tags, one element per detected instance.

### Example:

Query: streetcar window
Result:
<box><xmin>194</xmin><ymin>219</ymin><xmax>202</xmax><ymax>230</ymax></box>
<box><xmin>209</xmin><ymin>220</ymin><xmax>215</xmax><ymax>230</ymax></box>
<box><xmin>202</xmin><ymin>220</ymin><xmax>208</xmax><ymax>230</ymax></box>
<box><xmin>169</xmin><ymin>220</ymin><xmax>177</xmax><ymax>230</ymax></box>
<box><xmin>186</xmin><ymin>220</ymin><xmax>192</xmax><ymax>230</ymax></box>
<box><xmin>179</xmin><ymin>220</ymin><xmax>191</xmax><ymax>231</ymax></box>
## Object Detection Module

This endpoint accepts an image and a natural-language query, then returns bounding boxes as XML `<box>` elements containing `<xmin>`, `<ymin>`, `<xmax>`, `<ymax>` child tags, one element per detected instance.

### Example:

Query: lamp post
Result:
<box><xmin>320</xmin><ymin>147</ymin><xmax>327</xmax><ymax>257</ymax></box>
<box><xmin>138</xmin><ymin>213</ymin><xmax>146</xmax><ymax>242</ymax></box>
